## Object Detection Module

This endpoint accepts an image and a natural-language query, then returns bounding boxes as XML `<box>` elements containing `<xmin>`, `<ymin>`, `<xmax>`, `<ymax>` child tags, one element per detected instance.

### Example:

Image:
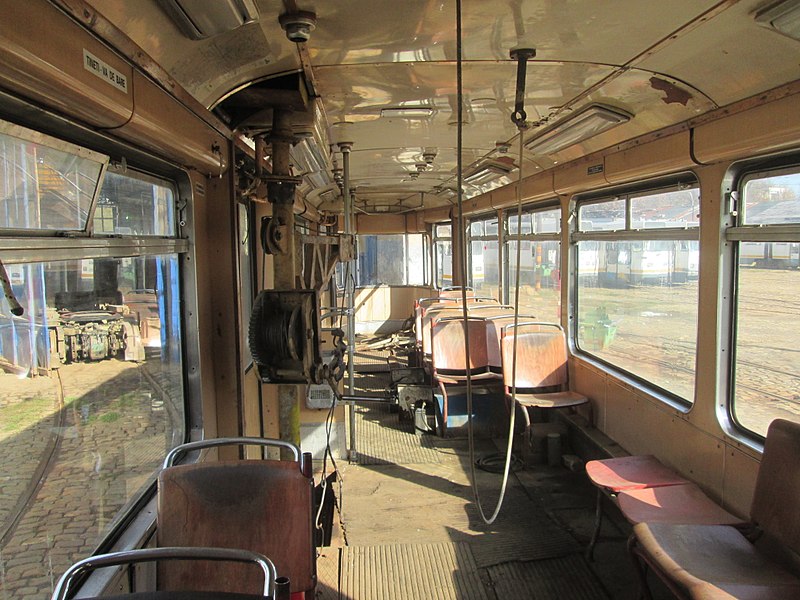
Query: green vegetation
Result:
<box><xmin>0</xmin><ymin>396</ymin><xmax>57</xmax><ymax>435</ymax></box>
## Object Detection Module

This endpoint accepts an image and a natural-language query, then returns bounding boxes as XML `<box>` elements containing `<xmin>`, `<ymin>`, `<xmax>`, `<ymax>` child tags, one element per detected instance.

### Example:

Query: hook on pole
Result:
<box><xmin>510</xmin><ymin>47</ymin><xmax>536</xmax><ymax>129</ymax></box>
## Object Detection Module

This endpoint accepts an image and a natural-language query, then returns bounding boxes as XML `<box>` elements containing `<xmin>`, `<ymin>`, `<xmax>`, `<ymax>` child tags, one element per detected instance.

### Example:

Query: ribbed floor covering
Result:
<box><xmin>340</xmin><ymin>542</ymin><xmax>491</xmax><ymax>600</ymax></box>
<box><xmin>354</xmin><ymin>401</ymin><xmax>440</xmax><ymax>465</ymax></box>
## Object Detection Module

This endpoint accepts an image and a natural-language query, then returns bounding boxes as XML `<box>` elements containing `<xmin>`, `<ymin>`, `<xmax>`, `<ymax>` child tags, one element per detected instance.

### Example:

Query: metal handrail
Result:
<box><xmin>163</xmin><ymin>437</ymin><xmax>301</xmax><ymax>469</ymax></box>
<box><xmin>50</xmin><ymin>546</ymin><xmax>277</xmax><ymax>600</ymax></box>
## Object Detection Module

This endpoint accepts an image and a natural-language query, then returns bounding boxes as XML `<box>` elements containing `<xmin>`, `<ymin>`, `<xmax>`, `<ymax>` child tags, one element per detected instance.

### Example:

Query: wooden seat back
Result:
<box><xmin>501</xmin><ymin>322</ymin><xmax>568</xmax><ymax>390</ymax></box>
<box><xmin>421</xmin><ymin>301</ymin><xmax>498</xmax><ymax>358</ymax></box>
<box><xmin>157</xmin><ymin>460</ymin><xmax>314</xmax><ymax>596</ymax></box>
<box><xmin>482</xmin><ymin>313</ymin><xmax>533</xmax><ymax>371</ymax></box>
<box><xmin>438</xmin><ymin>288</ymin><xmax>476</xmax><ymax>299</ymax></box>
<box><xmin>750</xmin><ymin>419</ymin><xmax>800</xmax><ymax>559</ymax></box>
<box><xmin>431</xmin><ymin>317</ymin><xmax>490</xmax><ymax>375</ymax></box>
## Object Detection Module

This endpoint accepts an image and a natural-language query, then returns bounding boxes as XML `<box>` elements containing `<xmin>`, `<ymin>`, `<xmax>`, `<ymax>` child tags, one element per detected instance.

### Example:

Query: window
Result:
<box><xmin>433</xmin><ymin>224</ymin><xmax>453</xmax><ymax>288</ymax></box>
<box><xmin>468</xmin><ymin>215</ymin><xmax>499</xmax><ymax>298</ymax></box>
<box><xmin>0</xmin><ymin>124</ymin><xmax>187</xmax><ymax>600</ymax></box>
<box><xmin>93</xmin><ymin>169</ymin><xmax>176</xmax><ymax>236</ymax></box>
<box><xmin>730</xmin><ymin>166</ymin><xmax>800</xmax><ymax>438</ymax></box>
<box><xmin>0</xmin><ymin>125</ymin><xmax>105</xmax><ymax>231</ymax></box>
<box><xmin>574</xmin><ymin>179</ymin><xmax>700</xmax><ymax>402</ymax></box>
<box><xmin>506</xmin><ymin>205</ymin><xmax>561</xmax><ymax>321</ymax></box>
<box><xmin>356</xmin><ymin>233</ymin><xmax>428</xmax><ymax>286</ymax></box>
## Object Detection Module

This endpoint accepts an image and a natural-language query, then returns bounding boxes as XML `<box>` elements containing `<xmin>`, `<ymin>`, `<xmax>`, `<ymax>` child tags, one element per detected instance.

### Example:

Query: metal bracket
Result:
<box><xmin>510</xmin><ymin>47</ymin><xmax>537</xmax><ymax>129</ymax></box>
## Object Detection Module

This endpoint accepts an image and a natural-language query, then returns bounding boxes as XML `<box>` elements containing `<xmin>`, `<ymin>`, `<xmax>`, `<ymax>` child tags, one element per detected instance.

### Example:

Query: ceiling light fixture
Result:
<box><xmin>157</xmin><ymin>0</ymin><xmax>259</xmax><ymax>40</ymax></box>
<box><xmin>463</xmin><ymin>159</ymin><xmax>516</xmax><ymax>186</ymax></box>
<box><xmin>380</xmin><ymin>107</ymin><xmax>435</xmax><ymax>118</ymax></box>
<box><xmin>755</xmin><ymin>0</ymin><xmax>800</xmax><ymax>41</ymax></box>
<box><xmin>524</xmin><ymin>104</ymin><xmax>632</xmax><ymax>155</ymax></box>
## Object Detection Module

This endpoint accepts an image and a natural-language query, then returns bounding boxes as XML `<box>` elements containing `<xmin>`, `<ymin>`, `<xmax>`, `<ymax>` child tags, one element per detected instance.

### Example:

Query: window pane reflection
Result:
<box><xmin>0</xmin><ymin>255</ymin><xmax>184</xmax><ymax>600</ymax></box>
<box><xmin>507</xmin><ymin>239</ymin><xmax>561</xmax><ymax>321</ymax></box>
<box><xmin>576</xmin><ymin>240</ymin><xmax>699</xmax><ymax>401</ymax></box>
<box><xmin>734</xmin><ymin>259</ymin><xmax>800</xmax><ymax>436</ymax></box>
<box><xmin>0</xmin><ymin>129</ymin><xmax>103</xmax><ymax>231</ymax></box>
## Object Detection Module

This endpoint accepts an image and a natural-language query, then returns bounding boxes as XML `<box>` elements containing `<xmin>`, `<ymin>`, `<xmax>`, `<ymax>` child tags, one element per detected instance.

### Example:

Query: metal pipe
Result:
<box><xmin>274</xmin><ymin>576</ymin><xmax>292</xmax><ymax>600</ymax></box>
<box><xmin>340</xmin><ymin>142</ymin><xmax>357</xmax><ymax>461</ymax></box>
<box><xmin>270</xmin><ymin>109</ymin><xmax>301</xmax><ymax>455</ymax></box>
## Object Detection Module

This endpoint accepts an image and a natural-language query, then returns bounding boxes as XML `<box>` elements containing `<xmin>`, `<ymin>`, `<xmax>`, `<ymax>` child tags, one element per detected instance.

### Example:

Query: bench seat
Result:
<box><xmin>629</xmin><ymin>419</ymin><xmax>800</xmax><ymax>599</ymax></box>
<box><xmin>618</xmin><ymin>483</ymin><xmax>745</xmax><ymax>526</ymax></box>
<box><xmin>632</xmin><ymin>523</ymin><xmax>800</xmax><ymax>599</ymax></box>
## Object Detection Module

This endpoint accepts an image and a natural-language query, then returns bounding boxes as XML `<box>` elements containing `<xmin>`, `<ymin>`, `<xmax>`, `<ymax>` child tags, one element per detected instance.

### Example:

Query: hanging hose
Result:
<box><xmin>458</xmin><ymin>0</ymin><xmax>534</xmax><ymax>525</ymax></box>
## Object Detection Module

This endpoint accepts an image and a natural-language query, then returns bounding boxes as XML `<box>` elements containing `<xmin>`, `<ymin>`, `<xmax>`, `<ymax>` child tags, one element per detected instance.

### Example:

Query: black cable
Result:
<box><xmin>475</xmin><ymin>452</ymin><xmax>524</xmax><ymax>474</ymax></box>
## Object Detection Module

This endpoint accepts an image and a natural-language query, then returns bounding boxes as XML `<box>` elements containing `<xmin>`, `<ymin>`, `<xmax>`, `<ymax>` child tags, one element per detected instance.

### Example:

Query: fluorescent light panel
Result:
<box><xmin>464</xmin><ymin>160</ymin><xmax>515</xmax><ymax>185</ymax></box>
<box><xmin>158</xmin><ymin>0</ymin><xmax>259</xmax><ymax>40</ymax></box>
<box><xmin>524</xmin><ymin>104</ymin><xmax>631</xmax><ymax>155</ymax></box>
<box><xmin>756</xmin><ymin>0</ymin><xmax>800</xmax><ymax>41</ymax></box>
<box><xmin>380</xmin><ymin>107</ymin><xmax>434</xmax><ymax>118</ymax></box>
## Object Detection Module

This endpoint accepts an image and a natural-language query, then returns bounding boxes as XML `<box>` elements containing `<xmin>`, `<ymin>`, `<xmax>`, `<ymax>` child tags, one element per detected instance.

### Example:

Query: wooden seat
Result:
<box><xmin>617</xmin><ymin>483</ymin><xmax>745</xmax><ymax>526</ymax></box>
<box><xmin>500</xmin><ymin>322</ymin><xmax>588</xmax><ymax>420</ymax></box>
<box><xmin>585</xmin><ymin>455</ymin><xmax>689</xmax><ymax>560</ymax></box>
<box><xmin>586</xmin><ymin>455</ymin><xmax>689</xmax><ymax>491</ymax></box>
<box><xmin>431</xmin><ymin>316</ymin><xmax>502</xmax><ymax>435</ymax></box>
<box><xmin>630</xmin><ymin>419</ymin><xmax>800</xmax><ymax>599</ymax></box>
<box><xmin>419</xmin><ymin>299</ymin><xmax>499</xmax><ymax>368</ymax></box>
<box><xmin>157</xmin><ymin>438</ymin><xmax>315</xmax><ymax>600</ymax></box>
<box><xmin>692</xmin><ymin>582</ymin><xmax>800</xmax><ymax>600</ymax></box>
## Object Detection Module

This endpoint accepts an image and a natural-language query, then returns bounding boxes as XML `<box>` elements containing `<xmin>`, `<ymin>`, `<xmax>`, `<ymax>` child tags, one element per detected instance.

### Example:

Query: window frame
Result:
<box><xmin>0</xmin><ymin>119</ymin><xmax>109</xmax><ymax>235</ymax></box>
<box><xmin>354</xmin><ymin>232</ymin><xmax>430</xmax><ymax>287</ymax></box>
<box><xmin>0</xmin><ymin>121</ymin><xmax>200</xmax><ymax>579</ymax></box>
<box><xmin>726</xmin><ymin>159</ymin><xmax>800</xmax><ymax>441</ymax></box>
<box><xmin>432</xmin><ymin>223</ymin><xmax>453</xmax><ymax>289</ymax></box>
<box><xmin>571</xmin><ymin>174</ymin><xmax>701</xmax><ymax>406</ymax></box>
<box><xmin>466</xmin><ymin>213</ymin><xmax>500</xmax><ymax>292</ymax></box>
<box><xmin>504</xmin><ymin>201</ymin><xmax>561</xmax><ymax>306</ymax></box>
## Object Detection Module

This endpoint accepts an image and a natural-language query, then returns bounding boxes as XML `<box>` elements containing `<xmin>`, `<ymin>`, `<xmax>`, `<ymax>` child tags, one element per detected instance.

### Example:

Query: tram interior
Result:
<box><xmin>1</xmin><ymin>0</ymin><xmax>800</xmax><ymax>599</ymax></box>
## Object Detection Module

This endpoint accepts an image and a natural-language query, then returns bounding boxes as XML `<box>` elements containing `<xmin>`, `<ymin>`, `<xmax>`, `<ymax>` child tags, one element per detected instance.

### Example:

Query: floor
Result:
<box><xmin>313</xmin><ymin>337</ymin><xmax>674</xmax><ymax>600</ymax></box>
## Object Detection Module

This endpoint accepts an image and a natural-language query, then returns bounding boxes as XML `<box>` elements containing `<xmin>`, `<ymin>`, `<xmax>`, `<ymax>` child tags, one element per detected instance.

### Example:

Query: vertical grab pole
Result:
<box><xmin>269</xmin><ymin>109</ymin><xmax>302</xmax><ymax>457</ymax></box>
<box><xmin>340</xmin><ymin>142</ymin><xmax>357</xmax><ymax>461</ymax></box>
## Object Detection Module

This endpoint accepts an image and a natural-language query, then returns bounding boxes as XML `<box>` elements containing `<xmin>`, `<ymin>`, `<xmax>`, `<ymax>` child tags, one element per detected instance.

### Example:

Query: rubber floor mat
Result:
<box><xmin>486</xmin><ymin>555</ymin><xmax>610</xmax><ymax>599</ymax></box>
<box><xmin>354</xmin><ymin>401</ymin><xmax>440</xmax><ymax>465</ymax></box>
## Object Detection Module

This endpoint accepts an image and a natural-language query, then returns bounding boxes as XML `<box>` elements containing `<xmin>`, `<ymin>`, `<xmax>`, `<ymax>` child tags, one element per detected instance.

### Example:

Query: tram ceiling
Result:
<box><xmin>84</xmin><ymin>0</ymin><xmax>800</xmax><ymax>214</ymax></box>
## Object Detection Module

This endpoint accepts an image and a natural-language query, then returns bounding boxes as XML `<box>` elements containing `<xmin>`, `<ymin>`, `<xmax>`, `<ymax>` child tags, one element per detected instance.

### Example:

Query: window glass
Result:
<box><xmin>576</xmin><ymin>239</ymin><xmax>699</xmax><ymax>400</ymax></box>
<box><xmin>575</xmin><ymin>182</ymin><xmax>700</xmax><ymax>403</ymax></box>
<box><xmin>631</xmin><ymin>188</ymin><xmax>700</xmax><ymax>228</ymax></box>
<box><xmin>356</xmin><ymin>234</ymin><xmax>427</xmax><ymax>286</ymax></box>
<box><xmin>0</xmin><ymin>128</ymin><xmax>104</xmax><ymax>231</ymax></box>
<box><xmin>579</xmin><ymin>198</ymin><xmax>625</xmax><ymax>231</ymax></box>
<box><xmin>733</xmin><ymin>168</ymin><xmax>800</xmax><ymax>437</ymax></box>
<box><xmin>507</xmin><ymin>212</ymin><xmax>532</xmax><ymax>235</ymax></box>
<box><xmin>532</xmin><ymin>208</ymin><xmax>560</xmax><ymax>234</ymax></box>
<box><xmin>734</xmin><ymin>254</ymin><xmax>800</xmax><ymax>436</ymax></box>
<box><xmin>0</xmin><ymin>255</ymin><xmax>184</xmax><ymax>600</ymax></box>
<box><xmin>238</xmin><ymin>203</ymin><xmax>254</xmax><ymax>364</ymax></box>
<box><xmin>435</xmin><ymin>224</ymin><xmax>450</xmax><ymax>238</ymax></box>
<box><xmin>506</xmin><ymin>206</ymin><xmax>562</xmax><ymax>320</ymax></box>
<box><xmin>742</xmin><ymin>172</ymin><xmax>800</xmax><ymax>224</ymax></box>
<box><xmin>433</xmin><ymin>224</ymin><xmax>452</xmax><ymax>288</ymax></box>
<box><xmin>94</xmin><ymin>170</ymin><xmax>176</xmax><ymax>236</ymax></box>
<box><xmin>468</xmin><ymin>216</ymin><xmax>499</xmax><ymax>299</ymax></box>
<box><xmin>507</xmin><ymin>239</ymin><xmax>561</xmax><ymax>321</ymax></box>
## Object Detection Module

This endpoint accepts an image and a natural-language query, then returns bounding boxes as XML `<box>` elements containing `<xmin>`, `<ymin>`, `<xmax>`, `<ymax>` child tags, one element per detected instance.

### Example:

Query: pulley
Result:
<box><xmin>248</xmin><ymin>289</ymin><xmax>327</xmax><ymax>384</ymax></box>
<box><xmin>260</xmin><ymin>216</ymin><xmax>290</xmax><ymax>255</ymax></box>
